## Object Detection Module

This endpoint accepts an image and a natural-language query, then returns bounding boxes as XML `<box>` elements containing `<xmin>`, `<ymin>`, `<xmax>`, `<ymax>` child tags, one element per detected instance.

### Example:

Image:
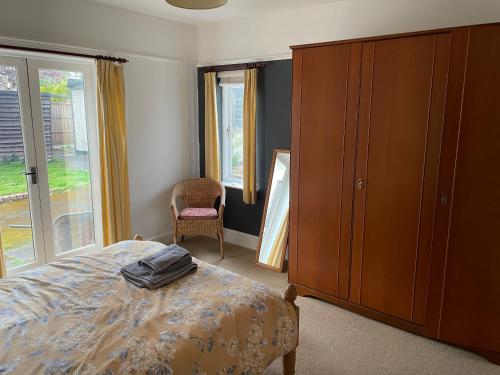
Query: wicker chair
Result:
<box><xmin>170</xmin><ymin>178</ymin><xmax>226</xmax><ymax>258</ymax></box>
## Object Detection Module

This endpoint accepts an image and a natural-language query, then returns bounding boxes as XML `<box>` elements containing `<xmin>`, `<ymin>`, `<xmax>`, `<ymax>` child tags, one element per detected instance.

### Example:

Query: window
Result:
<box><xmin>220</xmin><ymin>77</ymin><xmax>244</xmax><ymax>188</ymax></box>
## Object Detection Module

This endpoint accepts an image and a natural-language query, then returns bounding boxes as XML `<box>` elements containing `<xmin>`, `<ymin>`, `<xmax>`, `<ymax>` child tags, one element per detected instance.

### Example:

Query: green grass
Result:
<box><xmin>0</xmin><ymin>159</ymin><xmax>90</xmax><ymax>196</ymax></box>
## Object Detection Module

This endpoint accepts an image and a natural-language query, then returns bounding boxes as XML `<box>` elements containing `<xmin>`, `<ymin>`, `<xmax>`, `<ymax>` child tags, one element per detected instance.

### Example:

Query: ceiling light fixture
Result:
<box><xmin>165</xmin><ymin>0</ymin><xmax>228</xmax><ymax>10</ymax></box>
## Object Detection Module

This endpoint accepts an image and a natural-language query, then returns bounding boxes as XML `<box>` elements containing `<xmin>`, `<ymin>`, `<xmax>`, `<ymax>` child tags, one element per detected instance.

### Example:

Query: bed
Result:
<box><xmin>0</xmin><ymin>237</ymin><xmax>299</xmax><ymax>374</ymax></box>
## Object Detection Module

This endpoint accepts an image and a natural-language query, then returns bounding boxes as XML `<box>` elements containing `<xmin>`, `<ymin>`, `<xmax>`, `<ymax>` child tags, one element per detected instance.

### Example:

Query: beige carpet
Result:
<box><xmin>157</xmin><ymin>235</ymin><xmax>499</xmax><ymax>375</ymax></box>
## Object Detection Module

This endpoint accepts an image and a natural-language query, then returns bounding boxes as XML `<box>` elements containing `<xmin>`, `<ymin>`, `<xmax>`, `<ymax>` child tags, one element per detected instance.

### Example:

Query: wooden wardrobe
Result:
<box><xmin>289</xmin><ymin>23</ymin><xmax>500</xmax><ymax>364</ymax></box>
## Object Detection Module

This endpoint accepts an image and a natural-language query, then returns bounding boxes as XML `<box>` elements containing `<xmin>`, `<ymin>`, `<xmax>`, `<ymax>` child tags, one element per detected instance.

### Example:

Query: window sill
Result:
<box><xmin>222</xmin><ymin>181</ymin><xmax>243</xmax><ymax>190</ymax></box>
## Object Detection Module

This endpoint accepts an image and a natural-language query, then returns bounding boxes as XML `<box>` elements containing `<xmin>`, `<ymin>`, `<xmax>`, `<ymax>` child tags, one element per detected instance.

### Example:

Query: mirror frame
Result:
<box><xmin>255</xmin><ymin>148</ymin><xmax>290</xmax><ymax>272</ymax></box>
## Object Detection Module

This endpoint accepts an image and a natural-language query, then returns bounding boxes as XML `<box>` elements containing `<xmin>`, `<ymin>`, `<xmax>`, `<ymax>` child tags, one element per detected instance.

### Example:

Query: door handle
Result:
<box><xmin>24</xmin><ymin>167</ymin><xmax>38</xmax><ymax>185</ymax></box>
<box><xmin>356</xmin><ymin>178</ymin><xmax>365</xmax><ymax>191</ymax></box>
<box><xmin>440</xmin><ymin>192</ymin><xmax>448</xmax><ymax>206</ymax></box>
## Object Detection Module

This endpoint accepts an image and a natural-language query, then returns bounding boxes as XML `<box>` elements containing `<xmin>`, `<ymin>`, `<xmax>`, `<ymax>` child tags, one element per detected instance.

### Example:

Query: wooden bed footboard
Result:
<box><xmin>133</xmin><ymin>234</ymin><xmax>299</xmax><ymax>374</ymax></box>
<box><xmin>284</xmin><ymin>284</ymin><xmax>299</xmax><ymax>375</ymax></box>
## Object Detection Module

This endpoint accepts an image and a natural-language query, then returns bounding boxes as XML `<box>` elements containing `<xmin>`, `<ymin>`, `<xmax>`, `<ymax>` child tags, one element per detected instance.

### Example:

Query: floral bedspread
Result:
<box><xmin>0</xmin><ymin>240</ymin><xmax>298</xmax><ymax>374</ymax></box>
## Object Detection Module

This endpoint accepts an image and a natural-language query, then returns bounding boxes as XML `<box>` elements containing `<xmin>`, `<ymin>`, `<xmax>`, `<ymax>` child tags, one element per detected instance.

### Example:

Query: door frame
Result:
<box><xmin>0</xmin><ymin>55</ymin><xmax>46</xmax><ymax>273</ymax></box>
<box><xmin>1</xmin><ymin>50</ymin><xmax>103</xmax><ymax>274</ymax></box>
<box><xmin>26</xmin><ymin>58</ymin><xmax>103</xmax><ymax>264</ymax></box>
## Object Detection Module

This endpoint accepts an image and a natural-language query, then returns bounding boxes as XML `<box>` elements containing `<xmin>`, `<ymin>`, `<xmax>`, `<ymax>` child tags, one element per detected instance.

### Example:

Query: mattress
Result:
<box><xmin>0</xmin><ymin>240</ymin><xmax>298</xmax><ymax>374</ymax></box>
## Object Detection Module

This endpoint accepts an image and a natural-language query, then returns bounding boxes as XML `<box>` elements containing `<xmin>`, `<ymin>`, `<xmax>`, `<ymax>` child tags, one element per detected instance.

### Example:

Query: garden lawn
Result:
<box><xmin>0</xmin><ymin>159</ymin><xmax>90</xmax><ymax>196</ymax></box>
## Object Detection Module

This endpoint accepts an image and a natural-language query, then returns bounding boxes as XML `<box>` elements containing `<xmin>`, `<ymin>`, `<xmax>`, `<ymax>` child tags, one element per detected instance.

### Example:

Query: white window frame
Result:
<box><xmin>219</xmin><ymin>71</ymin><xmax>245</xmax><ymax>189</ymax></box>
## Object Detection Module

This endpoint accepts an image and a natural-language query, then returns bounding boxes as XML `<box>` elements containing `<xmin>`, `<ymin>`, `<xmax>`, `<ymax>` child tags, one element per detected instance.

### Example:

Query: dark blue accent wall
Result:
<box><xmin>197</xmin><ymin>59</ymin><xmax>292</xmax><ymax>236</ymax></box>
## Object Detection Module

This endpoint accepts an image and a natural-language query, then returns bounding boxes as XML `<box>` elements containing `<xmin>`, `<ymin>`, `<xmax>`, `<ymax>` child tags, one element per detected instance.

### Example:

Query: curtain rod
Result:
<box><xmin>0</xmin><ymin>44</ymin><xmax>129</xmax><ymax>63</ymax></box>
<box><xmin>201</xmin><ymin>62</ymin><xmax>265</xmax><ymax>73</ymax></box>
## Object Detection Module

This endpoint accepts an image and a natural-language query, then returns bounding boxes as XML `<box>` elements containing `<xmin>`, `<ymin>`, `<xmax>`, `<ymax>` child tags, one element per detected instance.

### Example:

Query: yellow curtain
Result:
<box><xmin>269</xmin><ymin>212</ymin><xmax>289</xmax><ymax>268</ymax></box>
<box><xmin>204</xmin><ymin>72</ymin><xmax>221</xmax><ymax>180</ymax></box>
<box><xmin>0</xmin><ymin>231</ymin><xmax>6</xmax><ymax>278</ymax></box>
<box><xmin>243</xmin><ymin>68</ymin><xmax>257</xmax><ymax>204</ymax></box>
<box><xmin>97</xmin><ymin>60</ymin><xmax>131</xmax><ymax>246</ymax></box>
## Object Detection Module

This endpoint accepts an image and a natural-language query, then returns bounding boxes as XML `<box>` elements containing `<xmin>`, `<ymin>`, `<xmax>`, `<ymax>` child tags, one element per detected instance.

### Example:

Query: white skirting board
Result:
<box><xmin>223</xmin><ymin>228</ymin><xmax>259</xmax><ymax>251</ymax></box>
<box><xmin>148</xmin><ymin>232</ymin><xmax>173</xmax><ymax>242</ymax></box>
<box><xmin>150</xmin><ymin>229</ymin><xmax>258</xmax><ymax>251</ymax></box>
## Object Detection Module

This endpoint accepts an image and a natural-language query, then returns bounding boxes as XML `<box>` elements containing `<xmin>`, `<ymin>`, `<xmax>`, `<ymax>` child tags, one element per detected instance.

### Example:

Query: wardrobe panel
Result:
<box><xmin>295</xmin><ymin>44</ymin><xmax>351</xmax><ymax>297</ymax></box>
<box><xmin>289</xmin><ymin>49</ymin><xmax>303</xmax><ymax>285</ymax></box>
<box><xmin>424</xmin><ymin>27</ymin><xmax>469</xmax><ymax>339</ymax></box>
<box><xmin>338</xmin><ymin>42</ymin><xmax>362</xmax><ymax>300</ymax></box>
<box><xmin>438</xmin><ymin>24</ymin><xmax>500</xmax><ymax>352</ymax></box>
<box><xmin>353</xmin><ymin>34</ymin><xmax>446</xmax><ymax>321</ymax></box>
<box><xmin>412</xmin><ymin>33</ymin><xmax>451</xmax><ymax>325</ymax></box>
<box><xmin>349</xmin><ymin>42</ymin><xmax>375</xmax><ymax>305</ymax></box>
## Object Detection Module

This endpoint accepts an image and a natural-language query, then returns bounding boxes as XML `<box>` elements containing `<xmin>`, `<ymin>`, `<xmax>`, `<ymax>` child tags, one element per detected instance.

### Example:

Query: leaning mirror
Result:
<box><xmin>256</xmin><ymin>149</ymin><xmax>290</xmax><ymax>272</ymax></box>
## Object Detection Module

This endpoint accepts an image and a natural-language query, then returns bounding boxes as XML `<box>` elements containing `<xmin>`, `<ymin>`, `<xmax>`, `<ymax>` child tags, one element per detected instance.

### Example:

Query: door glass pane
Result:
<box><xmin>38</xmin><ymin>69</ymin><xmax>95</xmax><ymax>254</ymax></box>
<box><xmin>0</xmin><ymin>64</ymin><xmax>36</xmax><ymax>269</ymax></box>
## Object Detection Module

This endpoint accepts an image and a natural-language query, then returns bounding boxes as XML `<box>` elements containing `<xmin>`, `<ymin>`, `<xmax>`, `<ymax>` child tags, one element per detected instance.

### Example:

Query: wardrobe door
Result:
<box><xmin>430</xmin><ymin>24</ymin><xmax>500</xmax><ymax>355</ymax></box>
<box><xmin>290</xmin><ymin>44</ymin><xmax>360</xmax><ymax>298</ymax></box>
<box><xmin>350</xmin><ymin>33</ymin><xmax>451</xmax><ymax>322</ymax></box>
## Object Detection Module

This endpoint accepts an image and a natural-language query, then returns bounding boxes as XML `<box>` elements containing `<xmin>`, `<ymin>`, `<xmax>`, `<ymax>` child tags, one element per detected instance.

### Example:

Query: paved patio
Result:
<box><xmin>1</xmin><ymin>185</ymin><xmax>93</xmax><ymax>270</ymax></box>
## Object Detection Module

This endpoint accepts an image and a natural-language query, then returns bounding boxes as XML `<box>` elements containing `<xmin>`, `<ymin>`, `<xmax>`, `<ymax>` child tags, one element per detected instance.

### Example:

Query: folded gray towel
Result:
<box><xmin>121</xmin><ymin>245</ymin><xmax>197</xmax><ymax>289</ymax></box>
<box><xmin>138</xmin><ymin>244</ymin><xmax>191</xmax><ymax>275</ymax></box>
<box><xmin>121</xmin><ymin>261</ymin><xmax>197</xmax><ymax>289</ymax></box>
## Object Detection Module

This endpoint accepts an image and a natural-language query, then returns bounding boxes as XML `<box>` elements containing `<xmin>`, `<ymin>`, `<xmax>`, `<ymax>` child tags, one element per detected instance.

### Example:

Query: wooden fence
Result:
<box><xmin>0</xmin><ymin>91</ymin><xmax>73</xmax><ymax>161</ymax></box>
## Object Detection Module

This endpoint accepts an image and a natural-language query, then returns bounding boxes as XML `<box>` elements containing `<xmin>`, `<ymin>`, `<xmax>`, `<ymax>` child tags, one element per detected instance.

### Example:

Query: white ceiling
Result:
<box><xmin>88</xmin><ymin>0</ymin><xmax>344</xmax><ymax>25</ymax></box>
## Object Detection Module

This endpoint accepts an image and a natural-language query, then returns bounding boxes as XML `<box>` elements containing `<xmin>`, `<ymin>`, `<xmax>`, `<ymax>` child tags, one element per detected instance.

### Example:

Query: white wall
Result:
<box><xmin>198</xmin><ymin>0</ymin><xmax>500</xmax><ymax>64</ymax></box>
<box><xmin>0</xmin><ymin>0</ymin><xmax>197</xmax><ymax>61</ymax></box>
<box><xmin>0</xmin><ymin>0</ymin><xmax>199</xmax><ymax>240</ymax></box>
<box><xmin>125</xmin><ymin>60</ymin><xmax>197</xmax><ymax>239</ymax></box>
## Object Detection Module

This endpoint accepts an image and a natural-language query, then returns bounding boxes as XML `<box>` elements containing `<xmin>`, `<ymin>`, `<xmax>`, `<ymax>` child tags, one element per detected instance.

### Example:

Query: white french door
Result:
<box><xmin>0</xmin><ymin>54</ymin><xmax>102</xmax><ymax>275</ymax></box>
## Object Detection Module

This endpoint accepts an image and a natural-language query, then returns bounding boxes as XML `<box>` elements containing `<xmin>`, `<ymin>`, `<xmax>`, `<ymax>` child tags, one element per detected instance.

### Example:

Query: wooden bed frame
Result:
<box><xmin>132</xmin><ymin>234</ymin><xmax>299</xmax><ymax>374</ymax></box>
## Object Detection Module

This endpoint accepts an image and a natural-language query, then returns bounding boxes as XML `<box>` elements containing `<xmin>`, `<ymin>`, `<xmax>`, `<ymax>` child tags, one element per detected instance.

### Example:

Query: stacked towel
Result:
<box><xmin>121</xmin><ymin>244</ymin><xmax>197</xmax><ymax>289</ymax></box>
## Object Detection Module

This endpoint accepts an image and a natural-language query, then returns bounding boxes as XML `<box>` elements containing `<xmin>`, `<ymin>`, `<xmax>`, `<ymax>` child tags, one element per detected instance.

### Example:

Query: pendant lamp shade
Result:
<box><xmin>166</xmin><ymin>0</ymin><xmax>227</xmax><ymax>9</ymax></box>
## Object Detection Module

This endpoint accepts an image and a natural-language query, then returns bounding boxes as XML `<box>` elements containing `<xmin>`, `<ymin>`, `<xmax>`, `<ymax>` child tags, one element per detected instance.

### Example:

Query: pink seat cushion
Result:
<box><xmin>179</xmin><ymin>207</ymin><xmax>218</xmax><ymax>220</ymax></box>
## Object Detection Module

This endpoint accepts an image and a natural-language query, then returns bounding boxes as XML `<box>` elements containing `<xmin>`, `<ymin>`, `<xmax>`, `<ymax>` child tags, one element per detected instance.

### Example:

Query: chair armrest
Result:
<box><xmin>218</xmin><ymin>183</ymin><xmax>226</xmax><ymax>218</ymax></box>
<box><xmin>219</xmin><ymin>182</ymin><xmax>226</xmax><ymax>214</ymax></box>
<box><xmin>170</xmin><ymin>186</ymin><xmax>180</xmax><ymax>219</ymax></box>
<box><xmin>218</xmin><ymin>204</ymin><xmax>225</xmax><ymax>217</ymax></box>
<box><xmin>170</xmin><ymin>204</ymin><xmax>179</xmax><ymax>219</ymax></box>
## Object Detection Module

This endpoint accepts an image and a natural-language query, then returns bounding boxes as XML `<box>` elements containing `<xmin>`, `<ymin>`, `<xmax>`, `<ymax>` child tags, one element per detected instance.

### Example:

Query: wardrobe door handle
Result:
<box><xmin>440</xmin><ymin>192</ymin><xmax>448</xmax><ymax>206</ymax></box>
<box><xmin>356</xmin><ymin>178</ymin><xmax>364</xmax><ymax>191</ymax></box>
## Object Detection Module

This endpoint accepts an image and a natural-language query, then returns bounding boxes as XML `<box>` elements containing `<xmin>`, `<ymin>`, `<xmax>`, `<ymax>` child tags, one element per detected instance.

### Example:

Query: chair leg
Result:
<box><xmin>219</xmin><ymin>231</ymin><xmax>224</xmax><ymax>259</ymax></box>
<box><xmin>180</xmin><ymin>235</ymin><xmax>185</xmax><ymax>242</ymax></box>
